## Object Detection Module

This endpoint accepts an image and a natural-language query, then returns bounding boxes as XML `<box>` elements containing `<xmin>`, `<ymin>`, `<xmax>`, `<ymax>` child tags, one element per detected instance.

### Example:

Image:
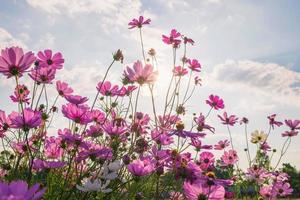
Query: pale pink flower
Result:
<box><xmin>124</xmin><ymin>60</ymin><xmax>158</xmax><ymax>85</ymax></box>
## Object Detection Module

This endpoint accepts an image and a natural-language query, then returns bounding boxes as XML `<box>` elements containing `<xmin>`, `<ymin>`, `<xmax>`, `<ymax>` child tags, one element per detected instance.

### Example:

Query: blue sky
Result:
<box><xmin>0</xmin><ymin>0</ymin><xmax>300</xmax><ymax>169</ymax></box>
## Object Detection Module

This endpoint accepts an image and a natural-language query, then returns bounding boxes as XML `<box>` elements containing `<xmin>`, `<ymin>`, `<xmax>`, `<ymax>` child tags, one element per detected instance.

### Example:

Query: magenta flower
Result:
<box><xmin>29</xmin><ymin>66</ymin><xmax>56</xmax><ymax>84</ymax></box>
<box><xmin>0</xmin><ymin>110</ymin><xmax>11</xmax><ymax>138</ymax></box>
<box><xmin>33</xmin><ymin>159</ymin><xmax>66</xmax><ymax>170</ymax></box>
<box><xmin>206</xmin><ymin>95</ymin><xmax>224</xmax><ymax>110</ymax></box>
<box><xmin>76</xmin><ymin>143</ymin><xmax>113</xmax><ymax>162</ymax></box>
<box><xmin>56</xmin><ymin>81</ymin><xmax>73</xmax><ymax>97</ymax></box>
<box><xmin>65</xmin><ymin>94</ymin><xmax>88</xmax><ymax>105</ymax></box>
<box><xmin>193</xmin><ymin>113</ymin><xmax>215</xmax><ymax>133</ymax></box>
<box><xmin>10</xmin><ymin>84</ymin><xmax>30</xmax><ymax>104</ymax></box>
<box><xmin>199</xmin><ymin>151</ymin><xmax>215</xmax><ymax>170</ymax></box>
<box><xmin>183</xmin><ymin>180</ymin><xmax>225</xmax><ymax>200</ymax></box>
<box><xmin>44</xmin><ymin>136</ymin><xmax>63</xmax><ymax>159</ymax></box>
<box><xmin>187</xmin><ymin>59</ymin><xmax>201</xmax><ymax>72</ymax></box>
<box><xmin>128</xmin><ymin>16</ymin><xmax>151</xmax><ymax>29</ymax></box>
<box><xmin>173</xmin><ymin>66</ymin><xmax>188</xmax><ymax>76</ymax></box>
<box><xmin>9</xmin><ymin>108</ymin><xmax>42</xmax><ymax>131</ymax></box>
<box><xmin>282</xmin><ymin>130</ymin><xmax>298</xmax><ymax>137</ymax></box>
<box><xmin>61</xmin><ymin>103</ymin><xmax>92</xmax><ymax>124</ymax></box>
<box><xmin>102</xmin><ymin>121</ymin><xmax>127</xmax><ymax>136</ymax></box>
<box><xmin>190</xmin><ymin>138</ymin><xmax>212</xmax><ymax>151</ymax></box>
<box><xmin>218</xmin><ymin>112</ymin><xmax>238</xmax><ymax>126</ymax></box>
<box><xmin>151</xmin><ymin>130</ymin><xmax>174</xmax><ymax>145</ymax></box>
<box><xmin>37</xmin><ymin>49</ymin><xmax>64</xmax><ymax>70</ymax></box>
<box><xmin>259</xmin><ymin>185</ymin><xmax>276</xmax><ymax>199</ymax></box>
<box><xmin>124</xmin><ymin>60</ymin><xmax>158</xmax><ymax>85</ymax></box>
<box><xmin>183</xmin><ymin>36</ymin><xmax>195</xmax><ymax>45</ymax></box>
<box><xmin>127</xmin><ymin>157</ymin><xmax>155</xmax><ymax>176</ymax></box>
<box><xmin>91</xmin><ymin>109</ymin><xmax>105</xmax><ymax>124</ymax></box>
<box><xmin>97</xmin><ymin>81</ymin><xmax>120</xmax><ymax>96</ymax></box>
<box><xmin>0</xmin><ymin>180</ymin><xmax>45</xmax><ymax>200</ymax></box>
<box><xmin>118</xmin><ymin>85</ymin><xmax>137</xmax><ymax>96</ymax></box>
<box><xmin>267</xmin><ymin>114</ymin><xmax>283</xmax><ymax>129</ymax></box>
<box><xmin>275</xmin><ymin>182</ymin><xmax>293</xmax><ymax>197</ymax></box>
<box><xmin>284</xmin><ymin>119</ymin><xmax>300</xmax><ymax>130</ymax></box>
<box><xmin>0</xmin><ymin>46</ymin><xmax>35</xmax><ymax>78</ymax></box>
<box><xmin>221</xmin><ymin>150</ymin><xmax>238</xmax><ymax>166</ymax></box>
<box><xmin>58</xmin><ymin>128</ymin><xmax>86</xmax><ymax>148</ymax></box>
<box><xmin>214</xmin><ymin>140</ymin><xmax>230</xmax><ymax>150</ymax></box>
<box><xmin>162</xmin><ymin>29</ymin><xmax>181</xmax><ymax>47</ymax></box>
<box><xmin>85</xmin><ymin>124</ymin><xmax>103</xmax><ymax>137</ymax></box>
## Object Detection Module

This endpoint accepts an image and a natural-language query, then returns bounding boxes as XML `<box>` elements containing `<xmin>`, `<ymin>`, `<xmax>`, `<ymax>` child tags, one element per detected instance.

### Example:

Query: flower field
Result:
<box><xmin>0</xmin><ymin>15</ymin><xmax>299</xmax><ymax>200</ymax></box>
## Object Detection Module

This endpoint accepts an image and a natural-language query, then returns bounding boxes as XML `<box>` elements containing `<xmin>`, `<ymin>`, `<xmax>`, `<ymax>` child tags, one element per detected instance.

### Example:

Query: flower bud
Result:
<box><xmin>113</xmin><ymin>49</ymin><xmax>124</xmax><ymax>63</ymax></box>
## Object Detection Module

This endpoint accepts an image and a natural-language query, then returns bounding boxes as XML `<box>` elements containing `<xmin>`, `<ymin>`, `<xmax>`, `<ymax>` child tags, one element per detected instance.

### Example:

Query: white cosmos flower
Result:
<box><xmin>76</xmin><ymin>178</ymin><xmax>112</xmax><ymax>193</ymax></box>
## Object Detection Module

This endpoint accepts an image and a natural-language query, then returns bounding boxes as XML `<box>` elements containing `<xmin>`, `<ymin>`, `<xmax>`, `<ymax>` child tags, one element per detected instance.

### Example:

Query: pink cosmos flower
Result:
<box><xmin>85</xmin><ymin>124</ymin><xmax>103</xmax><ymax>137</ymax></box>
<box><xmin>65</xmin><ymin>94</ymin><xmax>88</xmax><ymax>105</ymax></box>
<box><xmin>12</xmin><ymin>141</ymin><xmax>36</xmax><ymax>155</ymax></box>
<box><xmin>76</xmin><ymin>143</ymin><xmax>113</xmax><ymax>162</ymax></box>
<box><xmin>245</xmin><ymin>166</ymin><xmax>267</xmax><ymax>184</ymax></box>
<box><xmin>187</xmin><ymin>59</ymin><xmax>201</xmax><ymax>72</ymax></box>
<box><xmin>128</xmin><ymin>16</ymin><xmax>151</xmax><ymax>29</ymax></box>
<box><xmin>221</xmin><ymin>150</ymin><xmax>238</xmax><ymax>166</ymax></box>
<box><xmin>33</xmin><ymin>159</ymin><xmax>66</xmax><ymax>170</ymax></box>
<box><xmin>282</xmin><ymin>130</ymin><xmax>298</xmax><ymax>137</ymax></box>
<box><xmin>206</xmin><ymin>95</ymin><xmax>224</xmax><ymax>110</ymax></box>
<box><xmin>127</xmin><ymin>157</ymin><xmax>155</xmax><ymax>176</ymax></box>
<box><xmin>61</xmin><ymin>103</ymin><xmax>92</xmax><ymax>124</ymax></box>
<box><xmin>37</xmin><ymin>49</ymin><xmax>64</xmax><ymax>69</ymax></box>
<box><xmin>118</xmin><ymin>85</ymin><xmax>137</xmax><ymax>96</ymax></box>
<box><xmin>124</xmin><ymin>60</ymin><xmax>158</xmax><ymax>85</ymax></box>
<box><xmin>0</xmin><ymin>46</ymin><xmax>35</xmax><ymax>78</ymax></box>
<box><xmin>56</xmin><ymin>81</ymin><xmax>73</xmax><ymax>97</ymax></box>
<box><xmin>44</xmin><ymin>136</ymin><xmax>63</xmax><ymax>159</ymax></box>
<box><xmin>284</xmin><ymin>119</ymin><xmax>300</xmax><ymax>130</ymax></box>
<box><xmin>0</xmin><ymin>180</ymin><xmax>45</xmax><ymax>200</ymax></box>
<box><xmin>259</xmin><ymin>185</ymin><xmax>276</xmax><ymax>199</ymax></box>
<box><xmin>173</xmin><ymin>66</ymin><xmax>188</xmax><ymax>76</ymax></box>
<box><xmin>58</xmin><ymin>128</ymin><xmax>86</xmax><ymax>148</ymax></box>
<box><xmin>29</xmin><ymin>66</ymin><xmax>56</xmax><ymax>84</ymax></box>
<box><xmin>268</xmin><ymin>114</ymin><xmax>283</xmax><ymax>129</ymax></box>
<box><xmin>90</xmin><ymin>109</ymin><xmax>105</xmax><ymax>124</ymax></box>
<box><xmin>169</xmin><ymin>191</ymin><xmax>184</xmax><ymax>200</ymax></box>
<box><xmin>0</xmin><ymin>110</ymin><xmax>11</xmax><ymax>138</ymax></box>
<box><xmin>102</xmin><ymin>120</ymin><xmax>127</xmax><ymax>136</ymax></box>
<box><xmin>274</xmin><ymin>182</ymin><xmax>293</xmax><ymax>197</ymax></box>
<box><xmin>9</xmin><ymin>108</ymin><xmax>42</xmax><ymax>131</ymax></box>
<box><xmin>183</xmin><ymin>36</ymin><xmax>195</xmax><ymax>45</ymax></box>
<box><xmin>218</xmin><ymin>112</ymin><xmax>238</xmax><ymax>126</ymax></box>
<box><xmin>193</xmin><ymin>113</ymin><xmax>215</xmax><ymax>133</ymax></box>
<box><xmin>162</xmin><ymin>29</ymin><xmax>181</xmax><ymax>47</ymax></box>
<box><xmin>190</xmin><ymin>138</ymin><xmax>212</xmax><ymax>151</ymax></box>
<box><xmin>260</xmin><ymin>142</ymin><xmax>271</xmax><ymax>153</ymax></box>
<box><xmin>183</xmin><ymin>180</ymin><xmax>225</xmax><ymax>200</ymax></box>
<box><xmin>151</xmin><ymin>130</ymin><xmax>174</xmax><ymax>145</ymax></box>
<box><xmin>199</xmin><ymin>151</ymin><xmax>215</xmax><ymax>170</ymax></box>
<box><xmin>97</xmin><ymin>81</ymin><xmax>120</xmax><ymax>96</ymax></box>
<box><xmin>282</xmin><ymin>119</ymin><xmax>300</xmax><ymax>137</ymax></box>
<box><xmin>10</xmin><ymin>84</ymin><xmax>30</xmax><ymax>104</ymax></box>
<box><xmin>214</xmin><ymin>140</ymin><xmax>230</xmax><ymax>150</ymax></box>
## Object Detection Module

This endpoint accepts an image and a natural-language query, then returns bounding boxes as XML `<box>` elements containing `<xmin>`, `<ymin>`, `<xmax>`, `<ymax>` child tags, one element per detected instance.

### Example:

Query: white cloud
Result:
<box><xmin>208</xmin><ymin>60</ymin><xmax>300</xmax><ymax>106</ymax></box>
<box><xmin>34</xmin><ymin>33</ymin><xmax>55</xmax><ymax>50</ymax></box>
<box><xmin>0</xmin><ymin>27</ymin><xmax>27</xmax><ymax>49</ymax></box>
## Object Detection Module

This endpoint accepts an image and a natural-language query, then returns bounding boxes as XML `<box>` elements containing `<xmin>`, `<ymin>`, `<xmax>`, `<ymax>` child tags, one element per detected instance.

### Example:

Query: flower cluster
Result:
<box><xmin>0</xmin><ymin>16</ymin><xmax>298</xmax><ymax>200</ymax></box>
